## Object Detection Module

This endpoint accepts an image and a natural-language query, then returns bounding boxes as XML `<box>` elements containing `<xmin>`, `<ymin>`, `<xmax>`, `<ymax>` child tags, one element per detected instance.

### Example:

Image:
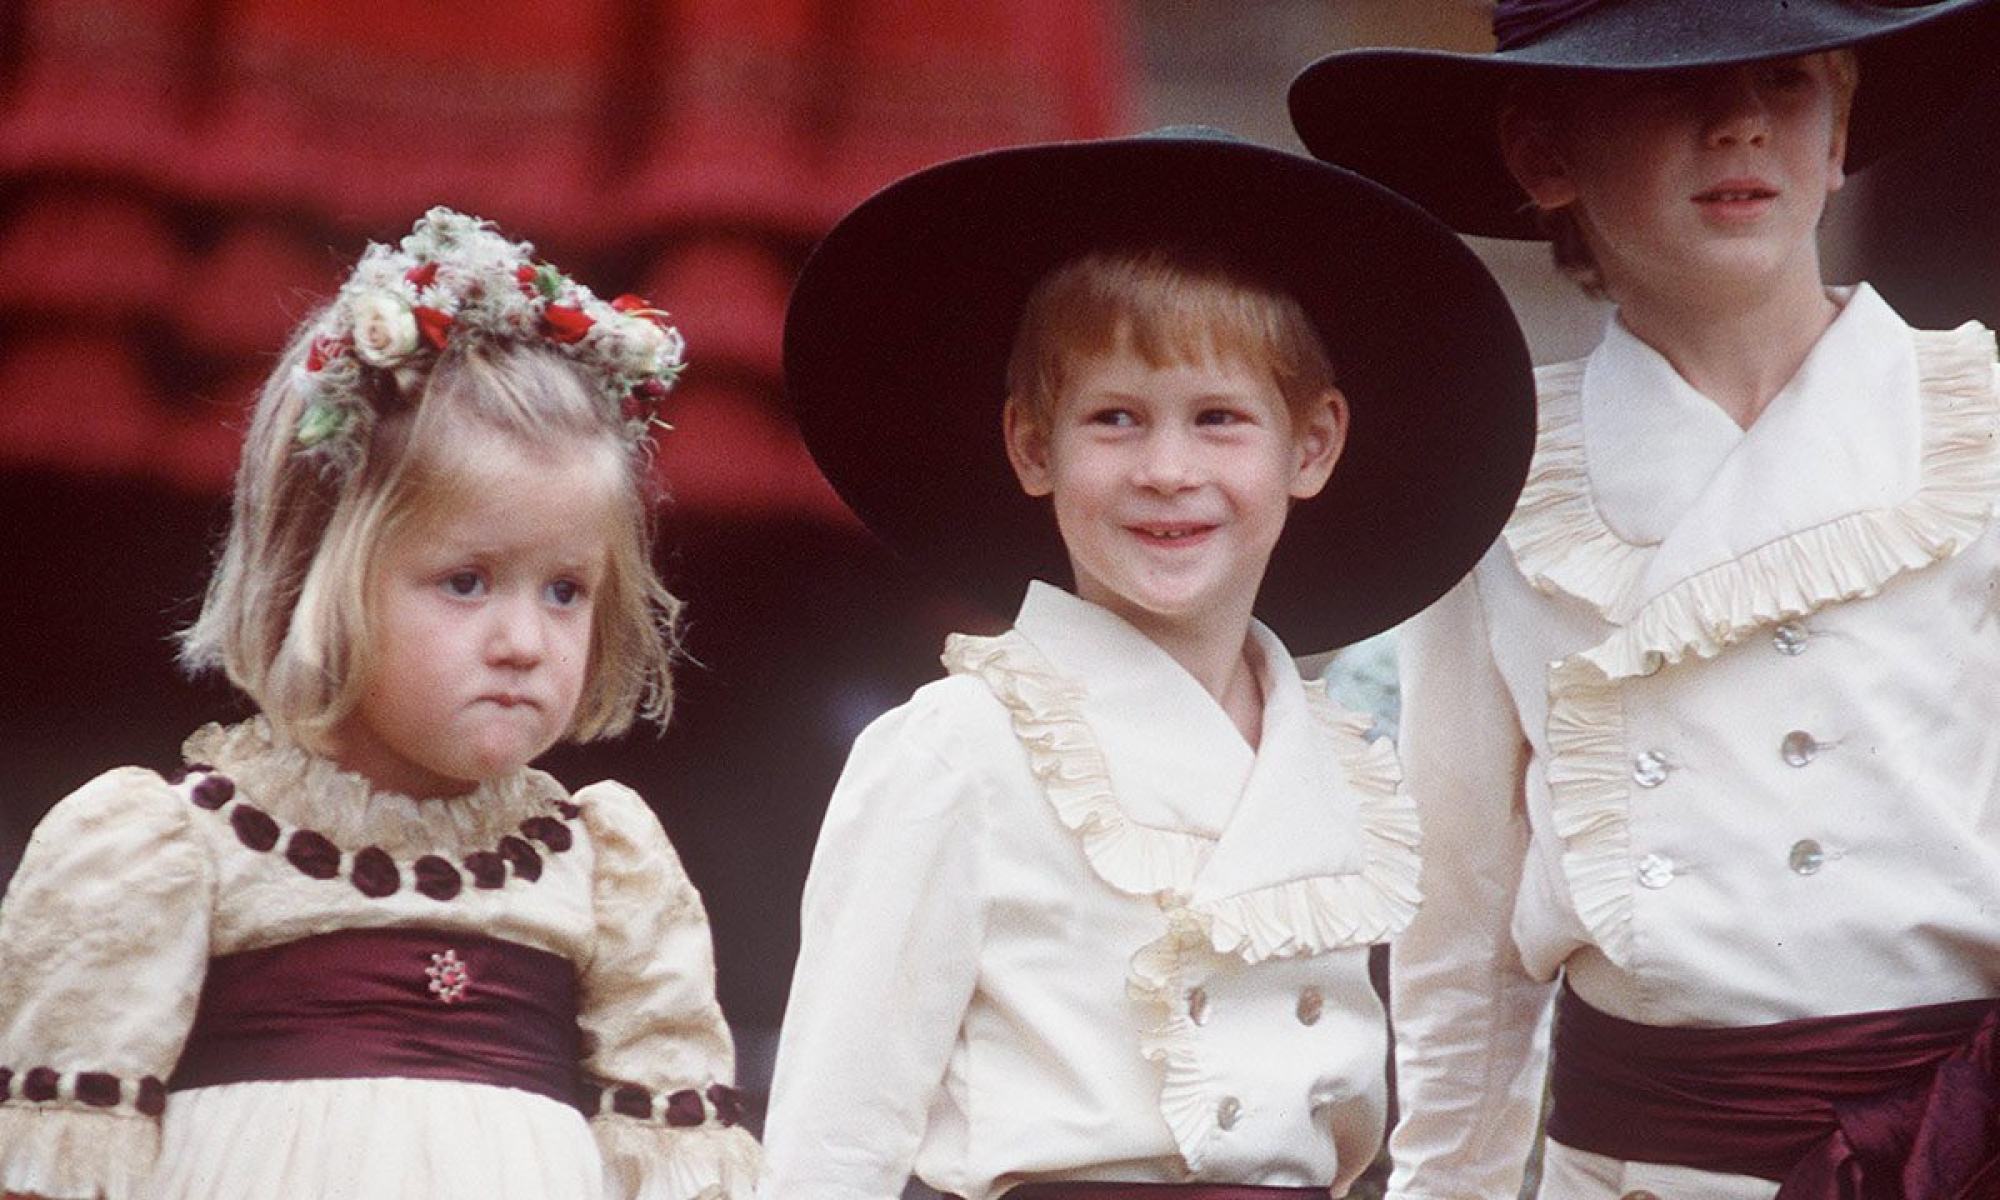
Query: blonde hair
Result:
<box><xmin>1005</xmin><ymin>248</ymin><xmax>1336</xmax><ymax>429</ymax></box>
<box><xmin>181</xmin><ymin>321</ymin><xmax>680</xmax><ymax>747</ymax></box>
<box><xmin>1514</xmin><ymin>50</ymin><xmax>1860</xmax><ymax>298</ymax></box>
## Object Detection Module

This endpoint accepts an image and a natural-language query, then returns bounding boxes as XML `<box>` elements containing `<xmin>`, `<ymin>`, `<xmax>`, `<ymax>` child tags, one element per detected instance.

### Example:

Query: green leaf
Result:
<box><xmin>295</xmin><ymin>402</ymin><xmax>350</xmax><ymax>447</ymax></box>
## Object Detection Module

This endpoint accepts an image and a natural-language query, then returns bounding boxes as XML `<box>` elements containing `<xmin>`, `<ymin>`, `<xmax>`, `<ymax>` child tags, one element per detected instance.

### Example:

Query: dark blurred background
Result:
<box><xmin>1</xmin><ymin>0</ymin><xmax>1994</xmax><ymax>1151</ymax></box>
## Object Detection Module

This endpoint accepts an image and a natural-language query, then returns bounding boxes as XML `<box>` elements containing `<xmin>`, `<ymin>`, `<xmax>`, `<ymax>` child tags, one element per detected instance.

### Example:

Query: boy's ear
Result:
<box><xmin>1288</xmin><ymin>386</ymin><xmax>1348</xmax><ymax>500</ymax></box>
<box><xmin>1498</xmin><ymin>106</ymin><xmax>1578</xmax><ymax>213</ymax></box>
<box><xmin>1003</xmin><ymin>397</ymin><xmax>1054</xmax><ymax>497</ymax></box>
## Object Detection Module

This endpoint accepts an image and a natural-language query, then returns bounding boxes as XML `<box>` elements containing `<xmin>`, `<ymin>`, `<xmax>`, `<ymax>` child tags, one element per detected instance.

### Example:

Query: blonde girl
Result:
<box><xmin>0</xmin><ymin>209</ymin><xmax>758</xmax><ymax>1200</ymax></box>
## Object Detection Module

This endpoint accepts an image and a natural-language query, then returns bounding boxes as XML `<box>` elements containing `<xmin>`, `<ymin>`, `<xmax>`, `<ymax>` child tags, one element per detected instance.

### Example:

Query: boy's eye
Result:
<box><xmin>1196</xmin><ymin>407</ymin><xmax>1247</xmax><ymax>427</ymax></box>
<box><xmin>1086</xmin><ymin>408</ymin><xmax>1137</xmax><ymax>427</ymax></box>
<box><xmin>545</xmin><ymin>578</ymin><xmax>585</xmax><ymax>607</ymax></box>
<box><xmin>443</xmin><ymin>571</ymin><xmax>486</xmax><ymax>598</ymax></box>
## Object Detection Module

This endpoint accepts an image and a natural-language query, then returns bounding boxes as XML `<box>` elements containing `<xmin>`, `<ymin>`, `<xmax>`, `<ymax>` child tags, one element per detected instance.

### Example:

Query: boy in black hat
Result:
<box><xmin>1293</xmin><ymin>3</ymin><xmax>2000</xmax><ymax>1198</ymax></box>
<box><xmin>760</xmin><ymin>130</ymin><xmax>1535</xmax><ymax>1200</ymax></box>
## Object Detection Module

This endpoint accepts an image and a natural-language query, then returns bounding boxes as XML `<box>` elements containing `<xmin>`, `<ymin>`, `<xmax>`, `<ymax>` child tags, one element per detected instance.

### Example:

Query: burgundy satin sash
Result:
<box><xmin>988</xmin><ymin>1186</ymin><xmax>1328</xmax><ymax>1199</ymax></box>
<box><xmin>1548</xmin><ymin>984</ymin><xmax>2000</xmax><ymax>1199</ymax></box>
<box><xmin>169</xmin><ymin>926</ymin><xmax>583</xmax><ymax>1109</ymax></box>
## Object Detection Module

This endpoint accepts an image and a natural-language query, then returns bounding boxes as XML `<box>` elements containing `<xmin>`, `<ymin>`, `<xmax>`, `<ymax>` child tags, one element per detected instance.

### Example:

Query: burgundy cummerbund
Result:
<box><xmin>989</xmin><ymin>1186</ymin><xmax>1329</xmax><ymax>1199</ymax></box>
<box><xmin>168</xmin><ymin>926</ymin><xmax>582</xmax><ymax>1109</ymax></box>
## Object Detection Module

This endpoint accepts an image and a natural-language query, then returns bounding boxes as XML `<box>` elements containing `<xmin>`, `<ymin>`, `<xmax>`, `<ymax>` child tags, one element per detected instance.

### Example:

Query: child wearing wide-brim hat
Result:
<box><xmin>760</xmin><ymin>128</ymin><xmax>1536</xmax><ymax>1200</ymax></box>
<box><xmin>1292</xmin><ymin>4</ymin><xmax>2000</xmax><ymax>1199</ymax></box>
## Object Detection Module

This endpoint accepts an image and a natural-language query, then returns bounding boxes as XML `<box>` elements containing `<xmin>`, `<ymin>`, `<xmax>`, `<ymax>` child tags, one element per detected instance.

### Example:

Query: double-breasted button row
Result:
<box><xmin>1185</xmin><ymin>986</ymin><xmax>1327</xmax><ymax>1027</ymax></box>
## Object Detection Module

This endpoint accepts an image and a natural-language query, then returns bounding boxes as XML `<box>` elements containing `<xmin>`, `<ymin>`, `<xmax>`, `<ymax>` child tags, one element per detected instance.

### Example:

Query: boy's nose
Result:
<box><xmin>1702</xmin><ymin>67</ymin><xmax>1771</xmax><ymax>147</ymax></box>
<box><xmin>1132</xmin><ymin>427</ymin><xmax>1201</xmax><ymax>491</ymax></box>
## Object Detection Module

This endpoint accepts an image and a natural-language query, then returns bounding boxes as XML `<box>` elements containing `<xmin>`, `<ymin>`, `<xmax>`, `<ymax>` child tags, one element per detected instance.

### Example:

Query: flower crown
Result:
<box><xmin>293</xmin><ymin>207</ymin><xmax>686</xmax><ymax>468</ymax></box>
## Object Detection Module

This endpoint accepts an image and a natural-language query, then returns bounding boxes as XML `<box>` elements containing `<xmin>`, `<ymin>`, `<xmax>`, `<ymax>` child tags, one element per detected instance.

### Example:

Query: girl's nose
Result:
<box><xmin>486</xmin><ymin>594</ymin><xmax>546</xmax><ymax>667</ymax></box>
<box><xmin>1702</xmin><ymin>67</ymin><xmax>1771</xmax><ymax>148</ymax></box>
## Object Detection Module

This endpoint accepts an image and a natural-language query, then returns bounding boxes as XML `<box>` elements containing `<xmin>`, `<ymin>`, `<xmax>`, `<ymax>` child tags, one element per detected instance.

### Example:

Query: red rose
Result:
<box><xmin>516</xmin><ymin>264</ymin><xmax>540</xmax><ymax>296</ymax></box>
<box><xmin>542</xmin><ymin>304</ymin><xmax>594</xmax><ymax>343</ymax></box>
<box><xmin>305</xmin><ymin>335</ymin><xmax>345</xmax><ymax>372</ymax></box>
<box><xmin>404</xmin><ymin>262</ymin><xmax>439</xmax><ymax>287</ymax></box>
<box><xmin>412</xmin><ymin>306</ymin><xmax>454</xmax><ymax>350</ymax></box>
<box><xmin>612</xmin><ymin>292</ymin><xmax>673</xmax><ymax>329</ymax></box>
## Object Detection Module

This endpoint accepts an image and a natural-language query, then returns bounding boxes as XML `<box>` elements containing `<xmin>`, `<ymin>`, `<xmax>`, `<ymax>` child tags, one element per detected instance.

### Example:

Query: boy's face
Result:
<box><xmin>1504</xmin><ymin>54</ymin><xmax>1850</xmax><ymax>299</ymax></box>
<box><xmin>1005</xmin><ymin>338</ymin><xmax>1345</xmax><ymax>644</ymax></box>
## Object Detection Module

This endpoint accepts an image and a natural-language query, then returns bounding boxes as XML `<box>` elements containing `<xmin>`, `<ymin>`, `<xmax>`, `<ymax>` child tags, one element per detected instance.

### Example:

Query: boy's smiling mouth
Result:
<box><xmin>1130</xmin><ymin>522</ymin><xmax>1216</xmax><ymax>543</ymax></box>
<box><xmin>1692</xmin><ymin>179</ymin><xmax>1779</xmax><ymax>214</ymax></box>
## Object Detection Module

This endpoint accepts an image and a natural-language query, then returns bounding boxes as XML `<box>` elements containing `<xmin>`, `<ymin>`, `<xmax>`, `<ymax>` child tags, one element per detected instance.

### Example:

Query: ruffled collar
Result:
<box><xmin>183</xmin><ymin>718</ymin><xmax>570</xmax><ymax>860</ymax></box>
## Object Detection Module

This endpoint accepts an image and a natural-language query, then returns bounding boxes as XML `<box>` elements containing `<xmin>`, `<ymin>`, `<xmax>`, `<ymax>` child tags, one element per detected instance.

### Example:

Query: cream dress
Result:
<box><xmin>0</xmin><ymin>718</ymin><xmax>760</xmax><ymax>1200</ymax></box>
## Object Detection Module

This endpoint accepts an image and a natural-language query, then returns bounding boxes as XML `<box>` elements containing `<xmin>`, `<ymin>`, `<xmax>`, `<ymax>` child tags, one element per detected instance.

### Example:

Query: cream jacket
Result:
<box><xmin>1387</xmin><ymin>286</ymin><xmax>2000</xmax><ymax>1200</ymax></box>
<box><xmin>761</xmin><ymin>583</ymin><xmax>1421</xmax><ymax>1200</ymax></box>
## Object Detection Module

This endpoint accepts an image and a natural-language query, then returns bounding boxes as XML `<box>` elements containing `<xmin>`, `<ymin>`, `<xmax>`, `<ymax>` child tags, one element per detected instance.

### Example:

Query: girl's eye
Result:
<box><xmin>443</xmin><ymin>571</ymin><xmax>486</xmax><ymax>598</ymax></box>
<box><xmin>1196</xmin><ymin>407</ymin><xmax>1247</xmax><ymax>427</ymax></box>
<box><xmin>1087</xmin><ymin>408</ymin><xmax>1137</xmax><ymax>427</ymax></box>
<box><xmin>545</xmin><ymin>578</ymin><xmax>585</xmax><ymax>607</ymax></box>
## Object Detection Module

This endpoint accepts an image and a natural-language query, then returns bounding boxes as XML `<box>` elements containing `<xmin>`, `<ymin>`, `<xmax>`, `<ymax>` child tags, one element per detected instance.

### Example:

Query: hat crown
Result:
<box><xmin>1492</xmin><ymin>0</ymin><xmax>1612</xmax><ymax>50</ymax></box>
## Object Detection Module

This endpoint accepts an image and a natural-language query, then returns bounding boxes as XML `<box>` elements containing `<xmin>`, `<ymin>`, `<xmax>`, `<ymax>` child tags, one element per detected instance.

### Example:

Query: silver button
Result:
<box><xmin>1296</xmin><ymin>987</ymin><xmax>1324</xmax><ymax>1026</ymax></box>
<box><xmin>1637</xmin><ymin>853</ymin><xmax>1676</xmax><ymax>889</ymax></box>
<box><xmin>1790</xmin><ymin>839</ymin><xmax>1826</xmax><ymax>875</ymax></box>
<box><xmin>1216</xmin><ymin>1095</ymin><xmax>1241</xmax><ymax>1130</ymax></box>
<box><xmin>1781</xmin><ymin>731</ymin><xmax>1821</xmax><ymax>767</ymax></box>
<box><xmin>1632</xmin><ymin>751</ymin><xmax>1671</xmax><ymax>788</ymax></box>
<box><xmin>1772</xmin><ymin>622</ymin><xmax>1808</xmax><ymax>655</ymax></box>
<box><xmin>1187</xmin><ymin>987</ymin><xmax>1210</xmax><ymax>1026</ymax></box>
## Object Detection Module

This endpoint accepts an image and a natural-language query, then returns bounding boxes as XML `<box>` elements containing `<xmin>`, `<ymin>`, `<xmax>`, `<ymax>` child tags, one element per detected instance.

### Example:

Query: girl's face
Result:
<box><xmin>1506</xmin><ymin>54</ymin><xmax>1851</xmax><ymax>300</ymax></box>
<box><xmin>331</xmin><ymin>431</ymin><xmax>619</xmax><ymax>797</ymax></box>
<box><xmin>1006</xmin><ymin>339</ymin><xmax>1344</xmax><ymax>645</ymax></box>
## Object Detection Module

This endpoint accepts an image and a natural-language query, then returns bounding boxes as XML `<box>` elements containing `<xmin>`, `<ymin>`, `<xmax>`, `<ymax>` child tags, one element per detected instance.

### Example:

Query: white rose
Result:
<box><xmin>349</xmin><ymin>291</ymin><xmax>420</xmax><ymax>367</ymax></box>
<box><xmin>598</xmin><ymin>317</ymin><xmax>679</xmax><ymax>375</ymax></box>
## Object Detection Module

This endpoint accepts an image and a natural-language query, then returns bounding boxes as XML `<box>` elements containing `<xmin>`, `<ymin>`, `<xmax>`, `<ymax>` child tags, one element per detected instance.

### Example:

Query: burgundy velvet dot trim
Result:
<box><xmin>351</xmin><ymin>846</ymin><xmax>400</xmax><ymax>898</ymax></box>
<box><xmin>520</xmin><ymin>816</ymin><xmax>573</xmax><ymax>853</ymax></box>
<box><xmin>22</xmin><ymin>1067</ymin><xmax>58</xmax><ymax>1102</ymax></box>
<box><xmin>555</xmin><ymin>800</ymin><xmax>581</xmax><ymax>820</ymax></box>
<box><xmin>76</xmin><ymin>1072</ymin><xmax>120</xmax><ymax>1107</ymax></box>
<box><xmin>0</xmin><ymin>1067</ymin><xmax>11</xmax><ymax>1101</ymax></box>
<box><xmin>706</xmin><ymin>1083</ymin><xmax>743</xmax><ymax>1126</ymax></box>
<box><xmin>230</xmin><ymin>804</ymin><xmax>281</xmax><ymax>851</ymax></box>
<box><xmin>465</xmin><ymin>851</ymin><xmax>507</xmax><ymax>889</ymax></box>
<box><xmin>612</xmin><ymin>1085</ymin><xmax>652</xmax><ymax>1119</ymax></box>
<box><xmin>136</xmin><ymin>1076</ymin><xmax>166</xmax><ymax>1116</ymax></box>
<box><xmin>286</xmin><ymin>829</ymin><xmax>341</xmax><ymax>879</ymax></box>
<box><xmin>498</xmin><ymin>835</ymin><xmax>542</xmax><ymax>882</ymax></box>
<box><xmin>413</xmin><ymin>854</ymin><xmax>462</xmax><ymax>901</ymax></box>
<box><xmin>664</xmin><ymin>1088</ymin><xmax>705</xmax><ymax>1127</ymax></box>
<box><xmin>190</xmin><ymin>774</ymin><xmax>236</xmax><ymax>810</ymax></box>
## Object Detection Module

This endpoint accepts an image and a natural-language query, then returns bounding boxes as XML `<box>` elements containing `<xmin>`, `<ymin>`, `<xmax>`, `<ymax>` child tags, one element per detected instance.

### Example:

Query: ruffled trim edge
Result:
<box><xmin>1126</xmin><ymin>909</ymin><xmax>1229</xmax><ymax>1174</ymax></box>
<box><xmin>1199</xmin><ymin>686</ymin><xmax>1421</xmax><ymax>961</ymax></box>
<box><xmin>0</xmin><ymin>1102</ymin><xmax>158</xmax><ymax>1200</ymax></box>
<box><xmin>1501</xmin><ymin>358</ymin><xmax>1653</xmax><ymax>617</ymax></box>
<box><xmin>593</xmin><ymin>1117</ymin><xmax>761</xmax><ymax>1200</ymax></box>
<box><xmin>941</xmin><ymin>630</ymin><xmax>1209</xmax><ymax>898</ymax></box>
<box><xmin>1541</xmin><ymin>324</ymin><xmax>2000</xmax><ymax>964</ymax></box>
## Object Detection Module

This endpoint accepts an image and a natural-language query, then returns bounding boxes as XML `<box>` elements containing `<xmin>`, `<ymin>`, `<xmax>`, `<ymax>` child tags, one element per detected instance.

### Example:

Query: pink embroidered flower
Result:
<box><xmin>427</xmin><ymin>949</ymin><xmax>471</xmax><ymax>1004</ymax></box>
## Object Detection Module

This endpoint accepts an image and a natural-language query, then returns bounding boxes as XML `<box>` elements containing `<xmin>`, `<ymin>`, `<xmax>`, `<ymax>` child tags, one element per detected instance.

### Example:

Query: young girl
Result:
<box><xmin>761</xmin><ymin>130</ymin><xmax>1536</xmax><ymax>1199</ymax></box>
<box><xmin>1291</xmin><ymin>3</ymin><xmax>2000</xmax><ymax>1197</ymax></box>
<box><xmin>0</xmin><ymin>209</ymin><xmax>759</xmax><ymax>1200</ymax></box>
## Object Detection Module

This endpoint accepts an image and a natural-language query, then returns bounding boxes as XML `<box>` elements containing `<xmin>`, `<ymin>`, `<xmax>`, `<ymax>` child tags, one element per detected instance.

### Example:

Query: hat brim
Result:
<box><xmin>1290</xmin><ymin>0</ymin><xmax>2000</xmax><ymax>240</ymax></box>
<box><xmin>784</xmin><ymin>135</ymin><xmax>1535</xmax><ymax>651</ymax></box>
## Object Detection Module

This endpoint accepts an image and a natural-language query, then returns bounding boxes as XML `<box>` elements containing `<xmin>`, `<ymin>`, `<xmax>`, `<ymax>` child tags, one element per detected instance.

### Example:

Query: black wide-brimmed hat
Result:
<box><xmin>1290</xmin><ymin>0</ymin><xmax>2000</xmax><ymax>240</ymax></box>
<box><xmin>783</xmin><ymin>130</ymin><xmax>1535</xmax><ymax>651</ymax></box>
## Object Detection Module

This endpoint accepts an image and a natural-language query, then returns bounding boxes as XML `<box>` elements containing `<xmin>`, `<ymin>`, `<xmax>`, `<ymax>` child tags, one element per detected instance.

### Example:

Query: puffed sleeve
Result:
<box><xmin>1385</xmin><ymin>576</ymin><xmax>1554</xmax><ymax>1200</ymax></box>
<box><xmin>574</xmin><ymin>782</ymin><xmax>761</xmax><ymax>1200</ymax></box>
<box><xmin>0</xmin><ymin>767</ymin><xmax>214</xmax><ymax>1200</ymax></box>
<box><xmin>760</xmin><ymin>684</ymin><xmax>992</xmax><ymax>1200</ymax></box>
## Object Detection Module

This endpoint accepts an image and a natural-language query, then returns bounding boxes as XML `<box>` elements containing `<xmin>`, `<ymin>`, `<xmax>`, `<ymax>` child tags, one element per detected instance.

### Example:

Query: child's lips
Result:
<box><xmin>1692</xmin><ymin>179</ymin><xmax>1779</xmax><ymax>218</ymax></box>
<box><xmin>1128</xmin><ymin>521</ymin><xmax>1216</xmax><ymax>546</ymax></box>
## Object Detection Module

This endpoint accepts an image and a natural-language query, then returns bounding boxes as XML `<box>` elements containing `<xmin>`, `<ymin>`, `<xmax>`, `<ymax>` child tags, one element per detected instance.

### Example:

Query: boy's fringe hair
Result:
<box><xmin>1005</xmin><ymin>247</ymin><xmax>1337</xmax><ymax>429</ymax></box>
<box><xmin>181</xmin><ymin>325</ymin><xmax>680</xmax><ymax>749</ymax></box>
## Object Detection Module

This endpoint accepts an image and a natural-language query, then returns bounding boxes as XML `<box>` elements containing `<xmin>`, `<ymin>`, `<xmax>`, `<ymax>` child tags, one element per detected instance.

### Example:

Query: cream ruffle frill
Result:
<box><xmin>943</xmin><ymin>630</ymin><xmax>1418</xmax><ymax>1172</ymax></box>
<box><xmin>1504</xmin><ymin>325</ymin><xmax>2000</xmax><ymax>965</ymax></box>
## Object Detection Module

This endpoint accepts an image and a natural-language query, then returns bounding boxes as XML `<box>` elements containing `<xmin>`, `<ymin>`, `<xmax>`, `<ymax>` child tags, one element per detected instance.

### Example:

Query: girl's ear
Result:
<box><xmin>1003</xmin><ymin>397</ymin><xmax>1054</xmax><ymax>497</ymax></box>
<box><xmin>1499</xmin><ymin>106</ymin><xmax>1579</xmax><ymax>212</ymax></box>
<box><xmin>1288</xmin><ymin>387</ymin><xmax>1348</xmax><ymax>501</ymax></box>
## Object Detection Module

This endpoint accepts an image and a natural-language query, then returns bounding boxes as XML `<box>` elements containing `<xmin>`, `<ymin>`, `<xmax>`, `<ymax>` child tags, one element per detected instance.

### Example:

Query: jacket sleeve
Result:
<box><xmin>759</xmin><ymin>686</ymin><xmax>992</xmax><ymax>1200</ymax></box>
<box><xmin>0</xmin><ymin>767</ymin><xmax>214</xmax><ymax>1200</ymax></box>
<box><xmin>574</xmin><ymin>783</ymin><xmax>760</xmax><ymax>1200</ymax></box>
<box><xmin>1385</xmin><ymin>575</ymin><xmax>1555</xmax><ymax>1200</ymax></box>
